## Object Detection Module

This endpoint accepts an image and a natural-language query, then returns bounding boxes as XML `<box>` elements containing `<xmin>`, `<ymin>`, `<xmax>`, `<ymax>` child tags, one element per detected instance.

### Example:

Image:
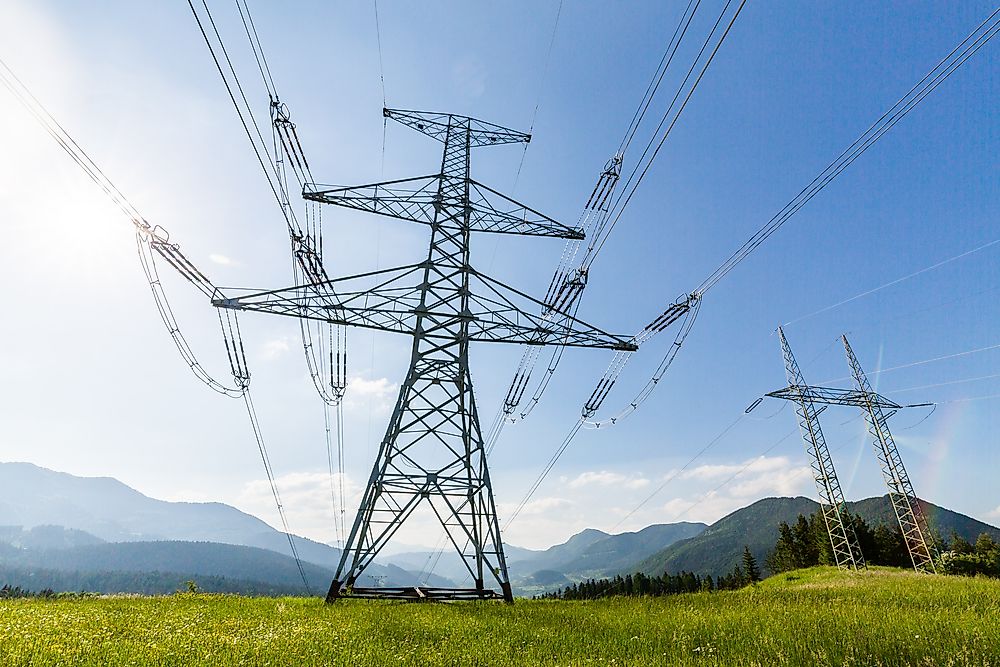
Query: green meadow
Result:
<box><xmin>1</xmin><ymin>567</ymin><xmax>997</xmax><ymax>666</ymax></box>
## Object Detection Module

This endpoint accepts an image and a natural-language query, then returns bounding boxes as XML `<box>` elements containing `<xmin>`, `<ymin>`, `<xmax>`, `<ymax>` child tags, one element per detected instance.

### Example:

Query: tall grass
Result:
<box><xmin>0</xmin><ymin>567</ymin><xmax>997</xmax><ymax>666</ymax></box>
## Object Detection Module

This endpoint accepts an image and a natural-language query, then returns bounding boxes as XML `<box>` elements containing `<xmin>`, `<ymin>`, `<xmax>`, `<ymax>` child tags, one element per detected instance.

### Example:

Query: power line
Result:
<box><xmin>562</xmin><ymin>7</ymin><xmax>1000</xmax><ymax>437</ymax></box>
<box><xmin>610</xmin><ymin>412</ymin><xmax>746</xmax><ymax>532</ymax></box>
<box><xmin>243</xmin><ymin>390</ymin><xmax>313</xmax><ymax>593</ymax></box>
<box><xmin>592</xmin><ymin>0</ymin><xmax>745</xmax><ymax>264</ymax></box>
<box><xmin>503</xmin><ymin>0</ymin><xmax>748</xmax><ymax>529</ymax></box>
<box><xmin>526</xmin><ymin>0</ymin><xmax>564</xmax><ymax>134</ymax></box>
<box><xmin>821</xmin><ymin>342</ymin><xmax>1000</xmax><ymax>385</ymax></box>
<box><xmin>374</xmin><ymin>0</ymin><xmax>387</xmax><ymax>107</ymax></box>
<box><xmin>235</xmin><ymin>0</ymin><xmax>277</xmax><ymax>99</ymax></box>
<box><xmin>512</xmin><ymin>0</ymin><xmax>565</xmax><ymax>190</ymax></box>
<box><xmin>617</xmin><ymin>0</ymin><xmax>702</xmax><ymax>158</ymax></box>
<box><xmin>696</xmin><ymin>8</ymin><xmax>1000</xmax><ymax>293</ymax></box>
<box><xmin>783</xmin><ymin>237</ymin><xmax>1000</xmax><ymax>327</ymax></box>
<box><xmin>0</xmin><ymin>53</ymin><xmax>316</xmax><ymax>591</ymax></box>
<box><xmin>888</xmin><ymin>372</ymin><xmax>1000</xmax><ymax>395</ymax></box>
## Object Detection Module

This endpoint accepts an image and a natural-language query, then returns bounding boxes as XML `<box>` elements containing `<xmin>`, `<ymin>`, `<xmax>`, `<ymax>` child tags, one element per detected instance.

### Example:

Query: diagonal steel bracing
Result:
<box><xmin>217</xmin><ymin>108</ymin><xmax>633</xmax><ymax>602</ymax></box>
<box><xmin>842</xmin><ymin>335</ymin><xmax>936</xmax><ymax>574</ymax></box>
<box><xmin>763</xmin><ymin>331</ymin><xmax>937</xmax><ymax>575</ymax></box>
<box><xmin>774</xmin><ymin>327</ymin><xmax>865</xmax><ymax>571</ymax></box>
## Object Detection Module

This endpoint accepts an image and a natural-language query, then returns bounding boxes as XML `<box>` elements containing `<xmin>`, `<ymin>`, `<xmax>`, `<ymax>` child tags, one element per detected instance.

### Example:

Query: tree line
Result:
<box><xmin>538</xmin><ymin>547</ymin><xmax>763</xmax><ymax>600</ymax></box>
<box><xmin>541</xmin><ymin>511</ymin><xmax>1000</xmax><ymax>601</ymax></box>
<box><xmin>766</xmin><ymin>509</ymin><xmax>1000</xmax><ymax>578</ymax></box>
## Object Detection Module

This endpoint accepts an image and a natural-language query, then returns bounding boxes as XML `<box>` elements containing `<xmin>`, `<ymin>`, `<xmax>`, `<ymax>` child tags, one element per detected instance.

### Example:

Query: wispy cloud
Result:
<box><xmin>237</xmin><ymin>471</ymin><xmax>361</xmax><ymax>546</ymax></box>
<box><xmin>209</xmin><ymin>253</ymin><xmax>235</xmax><ymax>266</ymax></box>
<box><xmin>259</xmin><ymin>338</ymin><xmax>290</xmax><ymax>361</ymax></box>
<box><xmin>348</xmin><ymin>376</ymin><xmax>397</xmax><ymax>399</ymax></box>
<box><xmin>344</xmin><ymin>376</ymin><xmax>398</xmax><ymax>414</ymax></box>
<box><xmin>568</xmin><ymin>470</ymin><xmax>650</xmax><ymax>490</ymax></box>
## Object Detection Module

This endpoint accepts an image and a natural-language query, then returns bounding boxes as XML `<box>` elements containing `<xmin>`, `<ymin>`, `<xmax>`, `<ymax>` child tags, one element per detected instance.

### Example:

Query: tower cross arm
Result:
<box><xmin>211</xmin><ymin>264</ymin><xmax>636</xmax><ymax>351</ymax></box>
<box><xmin>384</xmin><ymin>108</ymin><xmax>530</xmax><ymax>146</ymax></box>
<box><xmin>764</xmin><ymin>385</ymin><xmax>909</xmax><ymax>410</ymax></box>
<box><xmin>303</xmin><ymin>177</ymin><xmax>582</xmax><ymax>239</ymax></box>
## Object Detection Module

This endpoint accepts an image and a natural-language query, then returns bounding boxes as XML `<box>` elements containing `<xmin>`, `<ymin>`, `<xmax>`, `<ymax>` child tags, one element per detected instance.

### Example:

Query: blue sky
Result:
<box><xmin>0</xmin><ymin>1</ymin><xmax>997</xmax><ymax>550</ymax></box>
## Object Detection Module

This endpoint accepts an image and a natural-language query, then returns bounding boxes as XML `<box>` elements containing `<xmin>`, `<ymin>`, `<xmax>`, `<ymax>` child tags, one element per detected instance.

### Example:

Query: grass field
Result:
<box><xmin>1</xmin><ymin>567</ymin><xmax>998</xmax><ymax>666</ymax></box>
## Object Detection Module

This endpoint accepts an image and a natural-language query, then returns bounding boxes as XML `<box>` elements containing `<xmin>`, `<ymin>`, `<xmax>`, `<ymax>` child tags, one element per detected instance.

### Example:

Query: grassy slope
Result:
<box><xmin>1</xmin><ymin>567</ymin><xmax>998</xmax><ymax>666</ymax></box>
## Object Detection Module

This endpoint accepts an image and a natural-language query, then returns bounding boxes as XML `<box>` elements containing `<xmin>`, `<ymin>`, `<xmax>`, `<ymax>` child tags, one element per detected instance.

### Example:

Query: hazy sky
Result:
<box><xmin>0</xmin><ymin>1</ymin><xmax>997</xmax><ymax>553</ymax></box>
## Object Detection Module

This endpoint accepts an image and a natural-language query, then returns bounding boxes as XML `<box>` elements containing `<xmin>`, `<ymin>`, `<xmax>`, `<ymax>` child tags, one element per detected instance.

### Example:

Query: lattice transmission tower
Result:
<box><xmin>769</xmin><ymin>327</ymin><xmax>865</xmax><ymax>571</ymax></box>
<box><xmin>842</xmin><ymin>335</ymin><xmax>936</xmax><ymax>573</ymax></box>
<box><xmin>761</xmin><ymin>332</ymin><xmax>935</xmax><ymax>574</ymax></box>
<box><xmin>218</xmin><ymin>108</ymin><xmax>635</xmax><ymax>602</ymax></box>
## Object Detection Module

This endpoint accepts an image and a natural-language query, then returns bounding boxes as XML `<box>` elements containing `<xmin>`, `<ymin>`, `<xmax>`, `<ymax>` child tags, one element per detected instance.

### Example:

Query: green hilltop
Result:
<box><xmin>631</xmin><ymin>495</ymin><xmax>1000</xmax><ymax>580</ymax></box>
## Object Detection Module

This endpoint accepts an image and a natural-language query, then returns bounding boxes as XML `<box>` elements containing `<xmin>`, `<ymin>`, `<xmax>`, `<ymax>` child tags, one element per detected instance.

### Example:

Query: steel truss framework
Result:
<box><xmin>218</xmin><ymin>108</ymin><xmax>634</xmax><ymax>602</ymax></box>
<box><xmin>842</xmin><ymin>335</ymin><xmax>936</xmax><ymax>574</ymax></box>
<box><xmin>764</xmin><ymin>332</ymin><xmax>936</xmax><ymax>574</ymax></box>
<box><xmin>773</xmin><ymin>327</ymin><xmax>865</xmax><ymax>571</ymax></box>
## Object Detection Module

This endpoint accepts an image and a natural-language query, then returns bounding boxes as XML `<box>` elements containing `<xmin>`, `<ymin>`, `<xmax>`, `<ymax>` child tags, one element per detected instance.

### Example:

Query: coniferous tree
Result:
<box><xmin>766</xmin><ymin>521</ymin><xmax>799</xmax><ymax>574</ymax></box>
<box><xmin>742</xmin><ymin>546</ymin><xmax>761</xmax><ymax>583</ymax></box>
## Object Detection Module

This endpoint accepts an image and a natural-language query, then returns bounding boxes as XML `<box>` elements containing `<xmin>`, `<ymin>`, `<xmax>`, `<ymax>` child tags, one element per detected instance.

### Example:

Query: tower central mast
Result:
<box><xmin>218</xmin><ymin>108</ymin><xmax>636</xmax><ymax>602</ymax></box>
<box><xmin>334</xmin><ymin>112</ymin><xmax>512</xmax><ymax>601</ymax></box>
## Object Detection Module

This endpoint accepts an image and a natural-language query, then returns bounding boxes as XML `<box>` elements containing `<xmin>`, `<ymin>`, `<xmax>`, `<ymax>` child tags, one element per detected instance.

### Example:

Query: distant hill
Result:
<box><xmin>0</xmin><ymin>525</ymin><xmax>105</xmax><ymax>551</ymax></box>
<box><xmin>0</xmin><ymin>462</ymin><xmax>275</xmax><ymax>544</ymax></box>
<box><xmin>0</xmin><ymin>462</ymin><xmax>453</xmax><ymax>590</ymax></box>
<box><xmin>0</xmin><ymin>537</ymin><xmax>454</xmax><ymax>595</ymax></box>
<box><xmin>508</xmin><ymin>528</ymin><xmax>612</xmax><ymax>576</ymax></box>
<box><xmin>552</xmin><ymin>523</ymin><xmax>707</xmax><ymax>576</ymax></box>
<box><xmin>0</xmin><ymin>564</ymin><xmax>305</xmax><ymax>596</ymax></box>
<box><xmin>503</xmin><ymin>523</ymin><xmax>707</xmax><ymax>595</ymax></box>
<box><xmin>0</xmin><ymin>540</ymin><xmax>333</xmax><ymax>592</ymax></box>
<box><xmin>632</xmin><ymin>495</ymin><xmax>1000</xmax><ymax>580</ymax></box>
<box><xmin>382</xmin><ymin>523</ymin><xmax>706</xmax><ymax>594</ymax></box>
<box><xmin>847</xmin><ymin>497</ymin><xmax>1000</xmax><ymax>543</ymax></box>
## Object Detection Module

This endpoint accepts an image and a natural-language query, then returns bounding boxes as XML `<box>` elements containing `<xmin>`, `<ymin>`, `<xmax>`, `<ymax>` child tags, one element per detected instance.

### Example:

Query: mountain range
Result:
<box><xmin>632</xmin><ymin>495</ymin><xmax>1000</xmax><ymax>581</ymax></box>
<box><xmin>1</xmin><ymin>462</ymin><xmax>996</xmax><ymax>596</ymax></box>
<box><xmin>0</xmin><ymin>462</ymin><xmax>450</xmax><ymax>593</ymax></box>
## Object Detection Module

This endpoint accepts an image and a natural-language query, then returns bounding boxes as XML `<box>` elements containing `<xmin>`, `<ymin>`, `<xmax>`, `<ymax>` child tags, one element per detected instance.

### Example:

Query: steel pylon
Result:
<box><xmin>842</xmin><ymin>335</ymin><xmax>936</xmax><ymax>574</ymax></box>
<box><xmin>333</xmin><ymin>110</ymin><xmax>515</xmax><ymax>601</ymax></box>
<box><xmin>775</xmin><ymin>327</ymin><xmax>865</xmax><ymax>571</ymax></box>
<box><xmin>213</xmin><ymin>108</ymin><xmax>635</xmax><ymax>603</ymax></box>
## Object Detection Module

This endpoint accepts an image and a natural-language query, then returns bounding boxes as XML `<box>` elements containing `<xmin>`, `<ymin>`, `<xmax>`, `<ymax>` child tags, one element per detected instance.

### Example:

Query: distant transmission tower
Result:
<box><xmin>219</xmin><ymin>108</ymin><xmax>635</xmax><ymax>602</ymax></box>
<box><xmin>770</xmin><ymin>327</ymin><xmax>865</xmax><ymax>571</ymax></box>
<box><xmin>842</xmin><ymin>335</ymin><xmax>936</xmax><ymax>574</ymax></box>
<box><xmin>760</xmin><ymin>332</ymin><xmax>935</xmax><ymax>574</ymax></box>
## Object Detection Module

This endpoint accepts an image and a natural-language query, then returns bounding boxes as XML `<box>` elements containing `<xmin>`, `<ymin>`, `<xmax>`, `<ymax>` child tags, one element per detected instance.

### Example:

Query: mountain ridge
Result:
<box><xmin>630</xmin><ymin>495</ymin><xmax>1000</xmax><ymax>580</ymax></box>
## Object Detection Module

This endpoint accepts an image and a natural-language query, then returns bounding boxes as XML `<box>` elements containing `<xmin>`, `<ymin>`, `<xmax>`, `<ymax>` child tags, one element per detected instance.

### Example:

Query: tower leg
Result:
<box><xmin>778</xmin><ymin>327</ymin><xmax>865</xmax><ymax>570</ymax></box>
<box><xmin>843</xmin><ymin>335</ymin><xmax>935</xmax><ymax>574</ymax></box>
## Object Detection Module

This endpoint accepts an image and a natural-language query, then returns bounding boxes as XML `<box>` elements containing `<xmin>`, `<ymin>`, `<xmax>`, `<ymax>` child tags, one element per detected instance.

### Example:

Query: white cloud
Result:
<box><xmin>568</xmin><ymin>470</ymin><xmax>650</xmax><ymax>490</ymax></box>
<box><xmin>647</xmin><ymin>456</ymin><xmax>814</xmax><ymax>525</ymax></box>
<box><xmin>681</xmin><ymin>455</ymin><xmax>792</xmax><ymax>482</ymax></box>
<box><xmin>209</xmin><ymin>253</ymin><xmax>235</xmax><ymax>266</ymax></box>
<box><xmin>497</xmin><ymin>496</ymin><xmax>572</xmax><ymax>518</ymax></box>
<box><xmin>347</xmin><ymin>376</ymin><xmax>397</xmax><ymax>399</ymax></box>
<box><xmin>344</xmin><ymin>376</ymin><xmax>398</xmax><ymax>414</ymax></box>
<box><xmin>728</xmin><ymin>465</ymin><xmax>811</xmax><ymax>498</ymax></box>
<box><xmin>986</xmin><ymin>506</ymin><xmax>1000</xmax><ymax>521</ymax></box>
<box><xmin>259</xmin><ymin>338</ymin><xmax>290</xmax><ymax>361</ymax></box>
<box><xmin>237</xmin><ymin>471</ymin><xmax>362</xmax><ymax>546</ymax></box>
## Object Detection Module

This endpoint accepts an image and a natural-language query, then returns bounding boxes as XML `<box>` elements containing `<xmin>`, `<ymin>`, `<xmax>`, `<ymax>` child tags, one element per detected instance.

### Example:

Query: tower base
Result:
<box><xmin>325</xmin><ymin>580</ymin><xmax>512</xmax><ymax>603</ymax></box>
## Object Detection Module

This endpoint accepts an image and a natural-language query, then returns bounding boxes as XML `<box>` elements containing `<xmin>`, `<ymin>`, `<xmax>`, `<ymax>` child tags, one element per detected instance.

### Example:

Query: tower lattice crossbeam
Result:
<box><xmin>217</xmin><ymin>108</ymin><xmax>634</xmax><ymax>602</ymax></box>
<box><xmin>775</xmin><ymin>327</ymin><xmax>865</xmax><ymax>571</ymax></box>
